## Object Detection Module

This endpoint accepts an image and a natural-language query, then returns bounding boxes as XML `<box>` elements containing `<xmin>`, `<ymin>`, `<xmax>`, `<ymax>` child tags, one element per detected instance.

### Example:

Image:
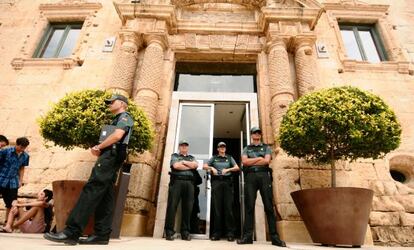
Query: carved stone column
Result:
<box><xmin>128</xmin><ymin>35</ymin><xmax>167</xmax><ymax>225</ymax></box>
<box><xmin>134</xmin><ymin>35</ymin><xmax>167</xmax><ymax>124</ymax></box>
<box><xmin>107</xmin><ymin>31</ymin><xmax>141</xmax><ymax>97</ymax></box>
<box><xmin>294</xmin><ymin>36</ymin><xmax>318</xmax><ymax>97</ymax></box>
<box><xmin>267</xmin><ymin>38</ymin><xmax>295</xmax><ymax>141</ymax></box>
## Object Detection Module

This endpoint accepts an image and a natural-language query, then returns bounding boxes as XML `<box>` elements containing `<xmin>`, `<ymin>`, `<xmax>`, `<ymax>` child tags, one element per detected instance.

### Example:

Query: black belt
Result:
<box><xmin>169</xmin><ymin>172</ymin><xmax>194</xmax><ymax>181</ymax></box>
<box><xmin>211</xmin><ymin>175</ymin><xmax>232</xmax><ymax>181</ymax></box>
<box><xmin>243</xmin><ymin>167</ymin><xmax>271</xmax><ymax>174</ymax></box>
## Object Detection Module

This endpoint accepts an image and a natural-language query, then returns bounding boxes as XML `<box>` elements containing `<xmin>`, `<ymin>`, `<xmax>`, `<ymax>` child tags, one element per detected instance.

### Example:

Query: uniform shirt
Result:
<box><xmin>112</xmin><ymin>112</ymin><xmax>134</xmax><ymax>145</ymax></box>
<box><xmin>242</xmin><ymin>143</ymin><xmax>271</xmax><ymax>168</ymax></box>
<box><xmin>170</xmin><ymin>153</ymin><xmax>197</xmax><ymax>176</ymax></box>
<box><xmin>0</xmin><ymin>147</ymin><xmax>29</xmax><ymax>189</ymax></box>
<box><xmin>207</xmin><ymin>154</ymin><xmax>237</xmax><ymax>176</ymax></box>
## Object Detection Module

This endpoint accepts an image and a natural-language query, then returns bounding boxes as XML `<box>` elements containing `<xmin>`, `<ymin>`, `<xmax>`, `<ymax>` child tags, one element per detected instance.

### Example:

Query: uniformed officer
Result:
<box><xmin>237</xmin><ymin>127</ymin><xmax>286</xmax><ymax>247</ymax></box>
<box><xmin>44</xmin><ymin>94</ymin><xmax>134</xmax><ymax>245</ymax></box>
<box><xmin>164</xmin><ymin>140</ymin><xmax>198</xmax><ymax>241</ymax></box>
<box><xmin>204</xmin><ymin>142</ymin><xmax>239</xmax><ymax>241</ymax></box>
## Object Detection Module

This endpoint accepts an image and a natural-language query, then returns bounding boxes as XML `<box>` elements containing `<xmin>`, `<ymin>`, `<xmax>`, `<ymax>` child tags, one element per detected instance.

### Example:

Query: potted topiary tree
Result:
<box><xmin>38</xmin><ymin>89</ymin><xmax>153</xmax><ymax>234</ymax></box>
<box><xmin>39</xmin><ymin>89</ymin><xmax>153</xmax><ymax>155</ymax></box>
<box><xmin>279</xmin><ymin>86</ymin><xmax>401</xmax><ymax>247</ymax></box>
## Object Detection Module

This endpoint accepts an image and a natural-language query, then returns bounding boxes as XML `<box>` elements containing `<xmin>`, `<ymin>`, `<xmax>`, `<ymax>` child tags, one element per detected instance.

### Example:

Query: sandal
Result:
<box><xmin>0</xmin><ymin>226</ymin><xmax>12</xmax><ymax>233</ymax></box>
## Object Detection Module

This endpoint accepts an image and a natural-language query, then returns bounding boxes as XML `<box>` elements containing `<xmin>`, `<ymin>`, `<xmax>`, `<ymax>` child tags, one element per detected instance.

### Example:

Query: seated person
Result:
<box><xmin>0</xmin><ymin>189</ymin><xmax>53</xmax><ymax>233</ymax></box>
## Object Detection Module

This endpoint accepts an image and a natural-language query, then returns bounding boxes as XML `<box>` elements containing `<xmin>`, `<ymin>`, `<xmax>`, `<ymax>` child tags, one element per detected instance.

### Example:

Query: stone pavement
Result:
<box><xmin>0</xmin><ymin>233</ymin><xmax>409</xmax><ymax>250</ymax></box>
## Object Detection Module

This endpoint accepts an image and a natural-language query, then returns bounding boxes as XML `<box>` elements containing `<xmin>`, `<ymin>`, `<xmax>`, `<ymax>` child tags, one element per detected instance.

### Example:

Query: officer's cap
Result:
<box><xmin>105</xmin><ymin>94</ymin><xmax>128</xmax><ymax>105</ymax></box>
<box><xmin>217</xmin><ymin>142</ymin><xmax>226</xmax><ymax>147</ymax></box>
<box><xmin>250</xmin><ymin>126</ymin><xmax>262</xmax><ymax>134</ymax></box>
<box><xmin>179</xmin><ymin>140</ymin><xmax>189</xmax><ymax>146</ymax></box>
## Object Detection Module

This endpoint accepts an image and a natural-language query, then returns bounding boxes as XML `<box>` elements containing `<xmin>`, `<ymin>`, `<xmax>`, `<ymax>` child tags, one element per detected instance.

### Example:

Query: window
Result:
<box><xmin>339</xmin><ymin>24</ymin><xmax>386</xmax><ymax>63</ymax></box>
<box><xmin>34</xmin><ymin>23</ymin><xmax>83</xmax><ymax>58</ymax></box>
<box><xmin>175</xmin><ymin>74</ymin><xmax>256</xmax><ymax>93</ymax></box>
<box><xmin>174</xmin><ymin>62</ymin><xmax>257</xmax><ymax>93</ymax></box>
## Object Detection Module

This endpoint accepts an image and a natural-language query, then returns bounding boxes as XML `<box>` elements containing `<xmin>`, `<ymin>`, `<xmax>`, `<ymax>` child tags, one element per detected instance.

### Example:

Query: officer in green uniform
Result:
<box><xmin>204</xmin><ymin>142</ymin><xmax>239</xmax><ymax>241</ymax></box>
<box><xmin>237</xmin><ymin>127</ymin><xmax>286</xmax><ymax>247</ymax></box>
<box><xmin>44</xmin><ymin>94</ymin><xmax>134</xmax><ymax>245</ymax></box>
<box><xmin>164</xmin><ymin>140</ymin><xmax>198</xmax><ymax>241</ymax></box>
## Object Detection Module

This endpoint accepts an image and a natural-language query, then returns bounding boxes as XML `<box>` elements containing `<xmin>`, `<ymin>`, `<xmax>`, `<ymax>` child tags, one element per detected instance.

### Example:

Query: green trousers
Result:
<box><xmin>64</xmin><ymin>148</ymin><xmax>123</xmax><ymax>238</ymax></box>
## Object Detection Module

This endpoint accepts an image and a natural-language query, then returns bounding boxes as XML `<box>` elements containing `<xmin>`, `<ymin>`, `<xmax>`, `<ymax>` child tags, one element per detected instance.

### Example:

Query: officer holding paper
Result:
<box><xmin>44</xmin><ymin>94</ymin><xmax>133</xmax><ymax>245</ymax></box>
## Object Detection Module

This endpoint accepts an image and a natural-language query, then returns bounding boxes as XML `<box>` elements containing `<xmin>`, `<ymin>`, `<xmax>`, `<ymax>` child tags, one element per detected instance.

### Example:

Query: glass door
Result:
<box><xmin>175</xmin><ymin>103</ymin><xmax>214</xmax><ymax>239</ymax></box>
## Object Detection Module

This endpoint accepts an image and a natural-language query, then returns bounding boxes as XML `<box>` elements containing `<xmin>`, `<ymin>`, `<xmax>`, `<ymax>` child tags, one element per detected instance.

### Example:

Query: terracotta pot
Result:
<box><xmin>291</xmin><ymin>187</ymin><xmax>374</xmax><ymax>246</ymax></box>
<box><xmin>52</xmin><ymin>180</ymin><xmax>94</xmax><ymax>235</ymax></box>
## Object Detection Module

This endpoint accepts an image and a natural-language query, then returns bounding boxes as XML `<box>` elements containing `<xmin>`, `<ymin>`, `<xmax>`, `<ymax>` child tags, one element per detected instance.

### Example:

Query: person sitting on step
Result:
<box><xmin>0</xmin><ymin>189</ymin><xmax>53</xmax><ymax>233</ymax></box>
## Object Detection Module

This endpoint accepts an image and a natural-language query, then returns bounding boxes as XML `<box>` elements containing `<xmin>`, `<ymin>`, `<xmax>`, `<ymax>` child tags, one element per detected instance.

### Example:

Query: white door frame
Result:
<box><xmin>153</xmin><ymin>91</ymin><xmax>262</xmax><ymax>239</ymax></box>
<box><xmin>175</xmin><ymin>102</ymin><xmax>215</xmax><ymax>239</ymax></box>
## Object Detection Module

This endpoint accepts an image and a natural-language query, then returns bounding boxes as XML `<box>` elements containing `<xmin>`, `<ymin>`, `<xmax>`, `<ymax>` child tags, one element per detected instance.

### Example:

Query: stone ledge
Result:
<box><xmin>10</xmin><ymin>58</ymin><xmax>81</xmax><ymax>70</ymax></box>
<box><xmin>339</xmin><ymin>60</ymin><xmax>412</xmax><ymax>75</ymax></box>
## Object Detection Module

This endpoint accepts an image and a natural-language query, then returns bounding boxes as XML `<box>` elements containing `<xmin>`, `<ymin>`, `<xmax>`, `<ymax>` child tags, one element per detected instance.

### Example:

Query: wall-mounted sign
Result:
<box><xmin>316</xmin><ymin>43</ymin><xmax>329</xmax><ymax>58</ymax></box>
<box><xmin>102</xmin><ymin>37</ymin><xmax>116</xmax><ymax>52</ymax></box>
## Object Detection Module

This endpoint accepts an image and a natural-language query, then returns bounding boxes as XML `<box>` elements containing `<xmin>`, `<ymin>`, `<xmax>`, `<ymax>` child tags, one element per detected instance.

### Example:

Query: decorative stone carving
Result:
<box><xmin>294</xmin><ymin>35</ymin><xmax>318</xmax><ymax>96</ymax></box>
<box><xmin>107</xmin><ymin>31</ymin><xmax>141</xmax><ymax>97</ymax></box>
<box><xmin>172</xmin><ymin>0</ymin><xmax>267</xmax><ymax>8</ymax></box>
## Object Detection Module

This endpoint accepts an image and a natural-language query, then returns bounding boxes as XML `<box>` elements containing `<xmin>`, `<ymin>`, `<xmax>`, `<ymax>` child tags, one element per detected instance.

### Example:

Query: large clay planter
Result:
<box><xmin>291</xmin><ymin>187</ymin><xmax>374</xmax><ymax>247</ymax></box>
<box><xmin>52</xmin><ymin>180</ymin><xmax>94</xmax><ymax>235</ymax></box>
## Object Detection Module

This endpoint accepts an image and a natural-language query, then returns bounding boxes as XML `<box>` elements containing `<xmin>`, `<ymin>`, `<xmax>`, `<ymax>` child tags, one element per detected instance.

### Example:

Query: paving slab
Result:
<box><xmin>0</xmin><ymin>233</ymin><xmax>408</xmax><ymax>250</ymax></box>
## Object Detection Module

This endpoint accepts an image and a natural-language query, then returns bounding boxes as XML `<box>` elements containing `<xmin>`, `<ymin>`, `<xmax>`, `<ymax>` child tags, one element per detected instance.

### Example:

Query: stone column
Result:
<box><xmin>294</xmin><ymin>36</ymin><xmax>318</xmax><ymax>97</ymax></box>
<box><xmin>267</xmin><ymin>38</ymin><xmax>295</xmax><ymax>141</ymax></box>
<box><xmin>134</xmin><ymin>35</ymin><xmax>167</xmax><ymax>123</ymax></box>
<box><xmin>127</xmin><ymin>35</ymin><xmax>167</xmax><ymax>231</ymax></box>
<box><xmin>107</xmin><ymin>31</ymin><xmax>141</xmax><ymax>97</ymax></box>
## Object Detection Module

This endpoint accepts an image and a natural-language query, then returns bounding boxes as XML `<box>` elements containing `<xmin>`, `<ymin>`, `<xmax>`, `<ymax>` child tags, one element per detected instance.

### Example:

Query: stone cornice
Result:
<box><xmin>113</xmin><ymin>3</ymin><xmax>177</xmax><ymax>33</ymax></box>
<box><xmin>258</xmin><ymin>6</ymin><xmax>324</xmax><ymax>32</ymax></box>
<box><xmin>39</xmin><ymin>2</ymin><xmax>102</xmax><ymax>20</ymax></box>
<box><xmin>324</xmin><ymin>2</ymin><xmax>389</xmax><ymax>13</ymax></box>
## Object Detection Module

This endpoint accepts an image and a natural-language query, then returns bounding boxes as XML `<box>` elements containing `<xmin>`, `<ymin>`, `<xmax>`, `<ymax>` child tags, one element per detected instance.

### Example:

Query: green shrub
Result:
<box><xmin>39</xmin><ymin>89</ymin><xmax>153</xmax><ymax>155</ymax></box>
<box><xmin>279</xmin><ymin>86</ymin><xmax>401</xmax><ymax>187</ymax></box>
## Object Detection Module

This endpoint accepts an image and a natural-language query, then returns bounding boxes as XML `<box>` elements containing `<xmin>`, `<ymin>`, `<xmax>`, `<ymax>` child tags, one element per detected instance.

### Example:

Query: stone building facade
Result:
<box><xmin>0</xmin><ymin>0</ymin><xmax>413</xmax><ymax>246</ymax></box>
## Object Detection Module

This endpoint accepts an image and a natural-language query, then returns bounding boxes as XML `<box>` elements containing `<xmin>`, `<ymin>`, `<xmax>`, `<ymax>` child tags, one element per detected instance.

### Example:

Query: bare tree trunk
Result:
<box><xmin>330</xmin><ymin>149</ymin><xmax>336</xmax><ymax>188</ymax></box>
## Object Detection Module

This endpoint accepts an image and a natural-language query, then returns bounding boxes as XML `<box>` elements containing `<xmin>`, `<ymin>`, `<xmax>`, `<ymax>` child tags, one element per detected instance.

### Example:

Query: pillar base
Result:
<box><xmin>120</xmin><ymin>213</ymin><xmax>148</xmax><ymax>237</ymax></box>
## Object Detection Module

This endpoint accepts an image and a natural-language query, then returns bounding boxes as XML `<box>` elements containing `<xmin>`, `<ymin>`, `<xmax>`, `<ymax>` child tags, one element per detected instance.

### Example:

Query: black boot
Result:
<box><xmin>181</xmin><ymin>232</ymin><xmax>191</xmax><ymax>241</ymax></box>
<box><xmin>78</xmin><ymin>235</ymin><xmax>109</xmax><ymax>245</ymax></box>
<box><xmin>210</xmin><ymin>235</ymin><xmax>220</xmax><ymax>241</ymax></box>
<box><xmin>271</xmin><ymin>235</ymin><xmax>286</xmax><ymax>247</ymax></box>
<box><xmin>43</xmin><ymin>232</ymin><xmax>79</xmax><ymax>245</ymax></box>
<box><xmin>237</xmin><ymin>236</ymin><xmax>253</xmax><ymax>244</ymax></box>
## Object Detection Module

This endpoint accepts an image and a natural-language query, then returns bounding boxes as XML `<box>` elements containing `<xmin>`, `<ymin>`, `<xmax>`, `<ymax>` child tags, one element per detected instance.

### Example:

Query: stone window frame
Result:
<box><xmin>325</xmin><ymin>3</ymin><xmax>412</xmax><ymax>75</ymax></box>
<box><xmin>11</xmin><ymin>2</ymin><xmax>102</xmax><ymax>70</ymax></box>
<box><xmin>33</xmin><ymin>22</ymin><xmax>84</xmax><ymax>59</ymax></box>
